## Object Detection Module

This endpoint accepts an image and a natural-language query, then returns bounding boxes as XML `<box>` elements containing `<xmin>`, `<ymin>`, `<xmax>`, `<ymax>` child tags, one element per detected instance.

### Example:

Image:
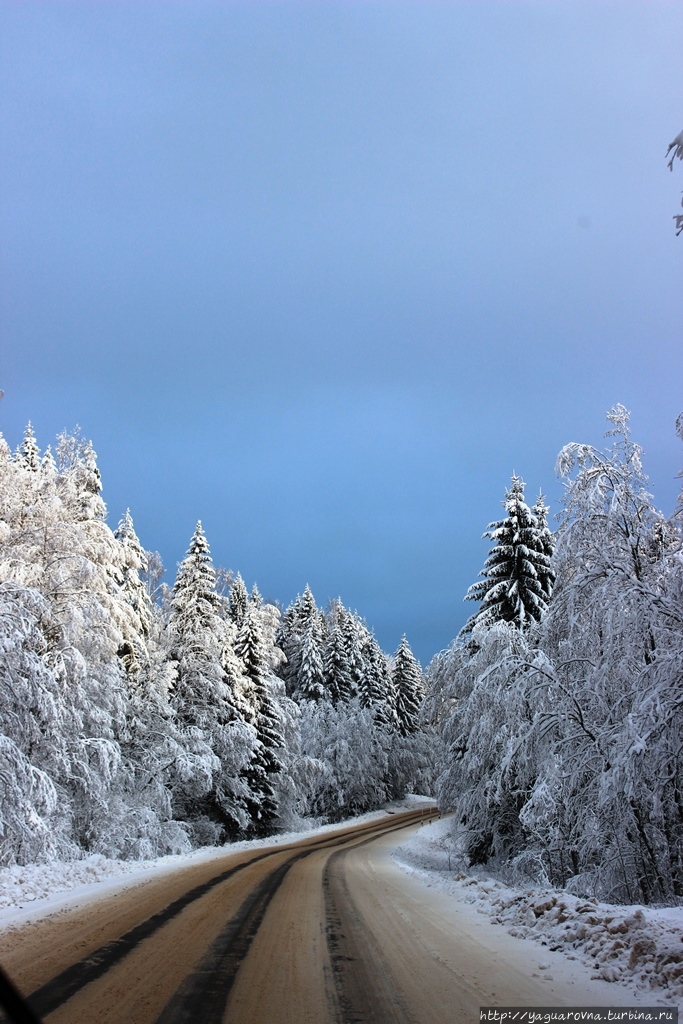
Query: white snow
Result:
<box><xmin>0</xmin><ymin>795</ymin><xmax>434</xmax><ymax>932</ymax></box>
<box><xmin>392</xmin><ymin>816</ymin><xmax>683</xmax><ymax>1009</ymax></box>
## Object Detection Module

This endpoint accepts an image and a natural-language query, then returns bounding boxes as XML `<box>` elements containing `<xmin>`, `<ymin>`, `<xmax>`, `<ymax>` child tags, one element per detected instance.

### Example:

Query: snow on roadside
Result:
<box><xmin>0</xmin><ymin>795</ymin><xmax>435</xmax><ymax>931</ymax></box>
<box><xmin>391</xmin><ymin>817</ymin><xmax>683</xmax><ymax>1007</ymax></box>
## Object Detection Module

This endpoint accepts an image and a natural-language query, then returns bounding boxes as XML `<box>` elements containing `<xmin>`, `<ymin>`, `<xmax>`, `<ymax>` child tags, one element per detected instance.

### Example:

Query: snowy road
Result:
<box><xmin>0</xmin><ymin>809</ymin><xmax>648</xmax><ymax>1023</ymax></box>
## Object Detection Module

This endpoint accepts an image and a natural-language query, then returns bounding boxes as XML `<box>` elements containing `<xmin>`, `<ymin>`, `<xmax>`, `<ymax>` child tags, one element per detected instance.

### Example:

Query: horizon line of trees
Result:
<box><xmin>427</xmin><ymin>405</ymin><xmax>683</xmax><ymax>906</ymax></box>
<box><xmin>0</xmin><ymin>422</ymin><xmax>435</xmax><ymax>867</ymax></box>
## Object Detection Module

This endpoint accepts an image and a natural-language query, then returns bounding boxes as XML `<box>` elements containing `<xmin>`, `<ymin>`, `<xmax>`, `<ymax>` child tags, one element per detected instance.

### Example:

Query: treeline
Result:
<box><xmin>0</xmin><ymin>424</ymin><xmax>434</xmax><ymax>867</ymax></box>
<box><xmin>427</xmin><ymin>406</ymin><xmax>683</xmax><ymax>905</ymax></box>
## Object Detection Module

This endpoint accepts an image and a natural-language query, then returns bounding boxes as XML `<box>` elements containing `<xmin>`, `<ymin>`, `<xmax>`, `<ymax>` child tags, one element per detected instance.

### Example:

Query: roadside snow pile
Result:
<box><xmin>392</xmin><ymin>818</ymin><xmax>683</xmax><ymax>1003</ymax></box>
<box><xmin>488</xmin><ymin>889</ymin><xmax>683</xmax><ymax>997</ymax></box>
<box><xmin>0</xmin><ymin>856</ymin><xmax>144</xmax><ymax>909</ymax></box>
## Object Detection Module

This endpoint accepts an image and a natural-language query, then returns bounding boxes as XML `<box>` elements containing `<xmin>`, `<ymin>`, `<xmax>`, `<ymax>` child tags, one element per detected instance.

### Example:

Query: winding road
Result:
<box><xmin>0</xmin><ymin>808</ymin><xmax>639</xmax><ymax>1023</ymax></box>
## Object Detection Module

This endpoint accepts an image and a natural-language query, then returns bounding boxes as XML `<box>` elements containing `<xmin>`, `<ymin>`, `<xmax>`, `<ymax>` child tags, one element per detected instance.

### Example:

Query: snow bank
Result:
<box><xmin>392</xmin><ymin>818</ymin><xmax>683</xmax><ymax>1005</ymax></box>
<box><xmin>0</xmin><ymin>795</ymin><xmax>434</xmax><ymax>930</ymax></box>
<box><xmin>0</xmin><ymin>855</ymin><xmax>146</xmax><ymax>911</ymax></box>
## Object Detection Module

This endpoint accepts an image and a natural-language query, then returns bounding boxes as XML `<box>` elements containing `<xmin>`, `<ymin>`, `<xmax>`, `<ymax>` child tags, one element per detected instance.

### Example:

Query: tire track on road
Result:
<box><xmin>323</xmin><ymin>822</ymin><xmax>433</xmax><ymax>1023</ymax></box>
<box><xmin>154</xmin><ymin>813</ymin><xmax>432</xmax><ymax>1024</ymax></box>
<box><xmin>11</xmin><ymin>810</ymin><xmax>427</xmax><ymax>1023</ymax></box>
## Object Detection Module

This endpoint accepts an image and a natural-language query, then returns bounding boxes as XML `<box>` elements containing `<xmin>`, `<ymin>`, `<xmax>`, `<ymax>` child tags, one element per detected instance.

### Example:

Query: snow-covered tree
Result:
<box><xmin>113</xmin><ymin>510</ymin><xmax>155</xmax><ymax>676</ymax></box>
<box><xmin>340</xmin><ymin>609</ymin><xmax>365</xmax><ymax>698</ymax></box>
<box><xmin>228</xmin><ymin>572</ymin><xmax>248</xmax><ymax>627</ymax></box>
<box><xmin>322</xmin><ymin>622</ymin><xmax>352</xmax><ymax>704</ymax></box>
<box><xmin>298</xmin><ymin>698</ymin><xmax>390</xmax><ymax>819</ymax></box>
<box><xmin>296</xmin><ymin>614</ymin><xmax>327</xmax><ymax>702</ymax></box>
<box><xmin>0</xmin><ymin>429</ymin><xmax>165</xmax><ymax>860</ymax></box>
<box><xmin>428</xmin><ymin>621</ymin><xmax>540</xmax><ymax>866</ymax></box>
<box><xmin>358</xmin><ymin>630</ymin><xmax>394</xmax><ymax>726</ymax></box>
<box><xmin>234</xmin><ymin>603</ymin><xmax>284</xmax><ymax>834</ymax></box>
<box><xmin>429</xmin><ymin>406</ymin><xmax>683</xmax><ymax>903</ymax></box>
<box><xmin>531</xmin><ymin>492</ymin><xmax>555</xmax><ymax>603</ymax></box>
<box><xmin>275</xmin><ymin>584</ymin><xmax>318</xmax><ymax>696</ymax></box>
<box><xmin>392</xmin><ymin>635</ymin><xmax>424</xmax><ymax>736</ymax></box>
<box><xmin>165</xmin><ymin>523</ymin><xmax>254</xmax><ymax>841</ymax></box>
<box><xmin>522</xmin><ymin>405</ymin><xmax>683</xmax><ymax>901</ymax></box>
<box><xmin>17</xmin><ymin>422</ymin><xmax>40</xmax><ymax>471</ymax></box>
<box><xmin>0</xmin><ymin>582</ymin><xmax>77</xmax><ymax>864</ymax></box>
<box><xmin>461</xmin><ymin>475</ymin><xmax>551</xmax><ymax>639</ymax></box>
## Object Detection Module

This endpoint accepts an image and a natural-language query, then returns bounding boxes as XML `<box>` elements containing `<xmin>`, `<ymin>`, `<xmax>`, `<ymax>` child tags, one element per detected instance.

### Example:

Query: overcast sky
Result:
<box><xmin>1</xmin><ymin>1</ymin><xmax>681</xmax><ymax>664</ymax></box>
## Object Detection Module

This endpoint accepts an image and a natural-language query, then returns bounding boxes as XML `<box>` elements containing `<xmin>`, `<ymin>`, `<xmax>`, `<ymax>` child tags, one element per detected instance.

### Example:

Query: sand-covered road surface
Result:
<box><xmin>0</xmin><ymin>808</ymin><xmax>643</xmax><ymax>1023</ymax></box>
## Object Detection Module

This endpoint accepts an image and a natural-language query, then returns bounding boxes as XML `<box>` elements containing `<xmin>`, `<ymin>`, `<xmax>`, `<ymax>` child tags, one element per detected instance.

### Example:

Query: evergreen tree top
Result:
<box><xmin>235</xmin><ymin>603</ymin><xmax>266</xmax><ymax>679</ymax></box>
<box><xmin>41</xmin><ymin>446</ymin><xmax>57</xmax><ymax>475</ymax></box>
<box><xmin>172</xmin><ymin>522</ymin><xmax>218</xmax><ymax>603</ymax></box>
<box><xmin>188</xmin><ymin>521</ymin><xmax>210</xmax><ymax>556</ymax></box>
<box><xmin>461</xmin><ymin>473</ymin><xmax>552</xmax><ymax>638</ymax></box>
<box><xmin>229</xmin><ymin>572</ymin><xmax>249</xmax><ymax>625</ymax></box>
<box><xmin>115</xmin><ymin>509</ymin><xmax>148</xmax><ymax>574</ymax></box>
<box><xmin>395</xmin><ymin>633</ymin><xmax>413</xmax><ymax>660</ymax></box>
<box><xmin>18</xmin><ymin>422</ymin><xmax>40</xmax><ymax>471</ymax></box>
<box><xmin>299</xmin><ymin>584</ymin><xmax>317</xmax><ymax>615</ymax></box>
<box><xmin>533</xmin><ymin>491</ymin><xmax>550</xmax><ymax>518</ymax></box>
<box><xmin>115</xmin><ymin>509</ymin><xmax>136</xmax><ymax>543</ymax></box>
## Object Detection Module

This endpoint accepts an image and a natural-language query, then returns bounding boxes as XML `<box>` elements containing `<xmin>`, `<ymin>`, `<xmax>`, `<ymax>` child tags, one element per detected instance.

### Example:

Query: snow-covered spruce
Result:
<box><xmin>460</xmin><ymin>474</ymin><xmax>554</xmax><ymax>641</ymax></box>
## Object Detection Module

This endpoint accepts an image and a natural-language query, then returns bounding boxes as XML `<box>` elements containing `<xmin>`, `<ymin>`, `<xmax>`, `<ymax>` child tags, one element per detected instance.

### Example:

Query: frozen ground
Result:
<box><xmin>0</xmin><ymin>795</ymin><xmax>434</xmax><ymax>931</ymax></box>
<box><xmin>392</xmin><ymin>816</ymin><xmax>683</xmax><ymax>1008</ymax></box>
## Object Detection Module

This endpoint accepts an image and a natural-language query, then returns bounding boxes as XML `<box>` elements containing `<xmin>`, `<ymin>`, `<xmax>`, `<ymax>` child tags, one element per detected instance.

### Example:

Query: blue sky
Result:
<box><xmin>1</xmin><ymin>1</ymin><xmax>682</xmax><ymax>664</ymax></box>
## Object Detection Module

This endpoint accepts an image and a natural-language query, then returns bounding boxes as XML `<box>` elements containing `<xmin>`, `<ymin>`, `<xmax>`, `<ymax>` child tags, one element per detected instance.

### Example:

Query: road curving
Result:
<box><xmin>0</xmin><ymin>807</ymin><xmax>644</xmax><ymax>1024</ymax></box>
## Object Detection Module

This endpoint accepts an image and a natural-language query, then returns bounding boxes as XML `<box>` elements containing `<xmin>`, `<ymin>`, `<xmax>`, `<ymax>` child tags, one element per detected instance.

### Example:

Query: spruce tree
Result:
<box><xmin>392</xmin><ymin>635</ymin><xmax>424</xmax><ymax>736</ymax></box>
<box><xmin>228</xmin><ymin>572</ymin><xmax>248</xmax><ymax>626</ymax></box>
<box><xmin>462</xmin><ymin>475</ymin><xmax>551</xmax><ymax>638</ymax></box>
<box><xmin>296</xmin><ymin>615</ymin><xmax>327</xmax><ymax>701</ymax></box>
<box><xmin>114</xmin><ymin>510</ymin><xmax>154</xmax><ymax>659</ymax></box>
<box><xmin>274</xmin><ymin>585</ymin><xmax>317</xmax><ymax>696</ymax></box>
<box><xmin>17</xmin><ymin>422</ymin><xmax>40</xmax><ymax>471</ymax></box>
<box><xmin>274</xmin><ymin>603</ymin><xmax>298</xmax><ymax>696</ymax></box>
<box><xmin>296</xmin><ymin>584</ymin><xmax>317</xmax><ymax>625</ymax></box>
<box><xmin>532</xmin><ymin>492</ymin><xmax>556</xmax><ymax>603</ymax></box>
<box><xmin>166</xmin><ymin>523</ymin><xmax>252</xmax><ymax>839</ymax></box>
<box><xmin>358</xmin><ymin>632</ymin><xmax>394</xmax><ymax>727</ymax></box>
<box><xmin>323</xmin><ymin>622</ymin><xmax>352</xmax><ymax>704</ymax></box>
<box><xmin>234</xmin><ymin>604</ymin><xmax>283</xmax><ymax>834</ymax></box>
<box><xmin>167</xmin><ymin>522</ymin><xmax>225</xmax><ymax>718</ymax></box>
<box><xmin>341</xmin><ymin>610</ymin><xmax>365</xmax><ymax>698</ymax></box>
<box><xmin>41</xmin><ymin>446</ymin><xmax>57</xmax><ymax>478</ymax></box>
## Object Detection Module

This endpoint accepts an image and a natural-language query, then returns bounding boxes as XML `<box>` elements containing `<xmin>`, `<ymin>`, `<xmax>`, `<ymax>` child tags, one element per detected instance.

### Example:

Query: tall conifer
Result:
<box><xmin>532</xmin><ymin>492</ymin><xmax>556</xmax><ymax>603</ymax></box>
<box><xmin>166</xmin><ymin>523</ymin><xmax>252</xmax><ymax>838</ymax></box>
<box><xmin>296</xmin><ymin>616</ymin><xmax>327</xmax><ymax>701</ymax></box>
<box><xmin>392</xmin><ymin>636</ymin><xmax>424</xmax><ymax>736</ymax></box>
<box><xmin>461</xmin><ymin>475</ymin><xmax>551</xmax><ymax>638</ymax></box>
<box><xmin>323</xmin><ymin>623</ymin><xmax>352</xmax><ymax>704</ymax></box>
<box><xmin>235</xmin><ymin>604</ymin><xmax>283</xmax><ymax>833</ymax></box>
<box><xmin>228</xmin><ymin>573</ymin><xmax>248</xmax><ymax>626</ymax></box>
